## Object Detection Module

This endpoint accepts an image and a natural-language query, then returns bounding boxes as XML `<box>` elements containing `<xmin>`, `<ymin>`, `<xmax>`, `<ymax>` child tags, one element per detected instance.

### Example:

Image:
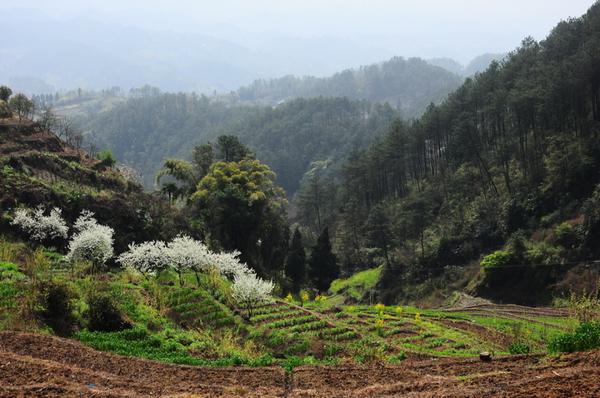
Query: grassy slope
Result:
<box><xmin>0</xmin><ymin>236</ymin><xmax>583</xmax><ymax>369</ymax></box>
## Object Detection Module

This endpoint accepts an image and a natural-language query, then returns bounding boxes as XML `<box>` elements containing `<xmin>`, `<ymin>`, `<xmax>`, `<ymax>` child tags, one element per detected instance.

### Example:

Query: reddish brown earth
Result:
<box><xmin>1</xmin><ymin>331</ymin><xmax>599</xmax><ymax>397</ymax></box>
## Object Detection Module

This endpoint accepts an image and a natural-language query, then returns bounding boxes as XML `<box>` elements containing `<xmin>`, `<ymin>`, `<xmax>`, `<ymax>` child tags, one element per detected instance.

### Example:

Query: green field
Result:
<box><xmin>0</xmin><ymin>238</ymin><xmax>590</xmax><ymax>369</ymax></box>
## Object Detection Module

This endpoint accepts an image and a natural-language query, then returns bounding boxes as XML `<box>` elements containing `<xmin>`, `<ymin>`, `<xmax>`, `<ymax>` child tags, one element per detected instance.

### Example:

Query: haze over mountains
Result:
<box><xmin>0</xmin><ymin>6</ymin><xmax>510</xmax><ymax>96</ymax></box>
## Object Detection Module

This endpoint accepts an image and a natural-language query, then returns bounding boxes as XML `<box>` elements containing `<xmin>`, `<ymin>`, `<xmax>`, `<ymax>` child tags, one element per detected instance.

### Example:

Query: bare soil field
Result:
<box><xmin>1</xmin><ymin>331</ymin><xmax>599</xmax><ymax>397</ymax></box>
<box><xmin>0</xmin><ymin>332</ymin><xmax>600</xmax><ymax>398</ymax></box>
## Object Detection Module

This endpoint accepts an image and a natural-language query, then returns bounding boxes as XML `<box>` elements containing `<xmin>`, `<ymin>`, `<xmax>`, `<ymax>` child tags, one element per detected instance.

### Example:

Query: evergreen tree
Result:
<box><xmin>285</xmin><ymin>228</ymin><xmax>306</xmax><ymax>293</ymax></box>
<box><xmin>308</xmin><ymin>227</ymin><xmax>339</xmax><ymax>292</ymax></box>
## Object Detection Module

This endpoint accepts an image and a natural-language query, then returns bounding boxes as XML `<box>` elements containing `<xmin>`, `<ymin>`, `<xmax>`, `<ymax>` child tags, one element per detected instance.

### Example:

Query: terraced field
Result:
<box><xmin>247</xmin><ymin>301</ymin><xmax>362</xmax><ymax>360</ymax></box>
<box><xmin>167</xmin><ymin>287</ymin><xmax>237</xmax><ymax>330</ymax></box>
<box><xmin>308</xmin><ymin>302</ymin><xmax>576</xmax><ymax>359</ymax></box>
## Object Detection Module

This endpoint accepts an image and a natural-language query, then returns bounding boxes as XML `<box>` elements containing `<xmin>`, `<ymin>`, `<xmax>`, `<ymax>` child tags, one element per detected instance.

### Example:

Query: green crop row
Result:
<box><xmin>252</xmin><ymin>310</ymin><xmax>304</xmax><ymax>323</ymax></box>
<box><xmin>252</xmin><ymin>304</ymin><xmax>290</xmax><ymax>316</ymax></box>
<box><xmin>286</xmin><ymin>320</ymin><xmax>328</xmax><ymax>333</ymax></box>
<box><xmin>265</xmin><ymin>315</ymin><xmax>319</xmax><ymax>329</ymax></box>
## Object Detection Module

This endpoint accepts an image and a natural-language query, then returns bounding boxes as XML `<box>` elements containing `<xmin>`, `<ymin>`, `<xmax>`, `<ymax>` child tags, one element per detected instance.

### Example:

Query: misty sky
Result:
<box><xmin>0</xmin><ymin>0</ymin><xmax>596</xmax><ymax>93</ymax></box>
<box><xmin>2</xmin><ymin>0</ymin><xmax>594</xmax><ymax>62</ymax></box>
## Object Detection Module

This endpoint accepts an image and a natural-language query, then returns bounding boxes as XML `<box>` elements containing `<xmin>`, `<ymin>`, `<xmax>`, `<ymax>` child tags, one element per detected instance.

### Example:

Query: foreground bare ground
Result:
<box><xmin>1</xmin><ymin>331</ymin><xmax>599</xmax><ymax>397</ymax></box>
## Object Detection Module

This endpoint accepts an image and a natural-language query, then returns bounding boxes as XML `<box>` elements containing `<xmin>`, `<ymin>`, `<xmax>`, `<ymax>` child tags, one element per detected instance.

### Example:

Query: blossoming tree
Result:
<box><xmin>117</xmin><ymin>240</ymin><xmax>169</xmax><ymax>278</ymax></box>
<box><xmin>66</xmin><ymin>211</ymin><xmax>114</xmax><ymax>273</ymax></box>
<box><xmin>231</xmin><ymin>272</ymin><xmax>274</xmax><ymax>319</ymax></box>
<box><xmin>11</xmin><ymin>206</ymin><xmax>68</xmax><ymax>243</ymax></box>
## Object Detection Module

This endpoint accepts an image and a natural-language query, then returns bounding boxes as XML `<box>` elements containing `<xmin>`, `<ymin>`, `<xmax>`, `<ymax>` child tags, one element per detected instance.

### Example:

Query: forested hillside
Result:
<box><xmin>314</xmin><ymin>3</ymin><xmax>600</xmax><ymax>305</ymax></box>
<box><xmin>237</xmin><ymin>57</ymin><xmax>462</xmax><ymax>118</ymax></box>
<box><xmin>81</xmin><ymin>96</ymin><xmax>399</xmax><ymax>193</ymax></box>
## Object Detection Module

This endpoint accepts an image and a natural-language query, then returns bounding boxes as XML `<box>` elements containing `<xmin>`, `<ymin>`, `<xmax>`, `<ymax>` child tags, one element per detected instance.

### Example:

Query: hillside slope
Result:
<box><xmin>0</xmin><ymin>118</ymin><xmax>181</xmax><ymax>250</ymax></box>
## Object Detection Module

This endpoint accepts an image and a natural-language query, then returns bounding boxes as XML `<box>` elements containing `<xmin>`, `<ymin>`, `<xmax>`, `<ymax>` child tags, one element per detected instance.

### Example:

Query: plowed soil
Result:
<box><xmin>1</xmin><ymin>331</ymin><xmax>599</xmax><ymax>397</ymax></box>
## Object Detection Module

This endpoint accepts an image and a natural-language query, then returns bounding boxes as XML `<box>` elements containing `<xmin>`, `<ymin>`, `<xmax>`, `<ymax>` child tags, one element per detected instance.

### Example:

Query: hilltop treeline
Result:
<box><xmin>238</xmin><ymin>57</ymin><xmax>462</xmax><ymax>118</ymax></box>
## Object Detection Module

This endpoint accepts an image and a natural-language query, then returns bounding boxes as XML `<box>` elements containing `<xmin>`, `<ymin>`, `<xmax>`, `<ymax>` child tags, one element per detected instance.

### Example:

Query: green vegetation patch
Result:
<box><xmin>549</xmin><ymin>322</ymin><xmax>600</xmax><ymax>353</ymax></box>
<box><xmin>329</xmin><ymin>267</ymin><xmax>381</xmax><ymax>301</ymax></box>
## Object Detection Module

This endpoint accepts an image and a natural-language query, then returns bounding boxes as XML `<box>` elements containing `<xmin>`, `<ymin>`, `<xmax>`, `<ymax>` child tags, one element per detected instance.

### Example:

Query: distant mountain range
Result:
<box><xmin>0</xmin><ymin>7</ymin><xmax>504</xmax><ymax>98</ymax></box>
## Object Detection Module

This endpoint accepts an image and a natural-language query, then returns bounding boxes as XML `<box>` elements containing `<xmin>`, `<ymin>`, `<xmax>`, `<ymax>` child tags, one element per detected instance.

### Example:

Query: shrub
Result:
<box><xmin>8</xmin><ymin>93</ymin><xmax>34</xmax><ymax>120</ymax></box>
<box><xmin>549</xmin><ymin>321</ymin><xmax>600</xmax><ymax>353</ymax></box>
<box><xmin>554</xmin><ymin>222</ymin><xmax>578</xmax><ymax>249</ymax></box>
<box><xmin>0</xmin><ymin>100</ymin><xmax>11</xmax><ymax>118</ymax></box>
<box><xmin>481</xmin><ymin>250</ymin><xmax>511</xmax><ymax>268</ymax></box>
<box><xmin>508</xmin><ymin>342</ymin><xmax>531</xmax><ymax>355</ymax></box>
<box><xmin>526</xmin><ymin>241</ymin><xmax>562</xmax><ymax>265</ymax></box>
<box><xmin>568</xmin><ymin>291</ymin><xmax>600</xmax><ymax>323</ymax></box>
<box><xmin>38</xmin><ymin>281</ymin><xmax>78</xmax><ymax>336</ymax></box>
<box><xmin>96</xmin><ymin>150</ymin><xmax>116</xmax><ymax>168</ymax></box>
<box><xmin>299</xmin><ymin>290</ymin><xmax>309</xmax><ymax>306</ymax></box>
<box><xmin>85</xmin><ymin>294</ymin><xmax>130</xmax><ymax>332</ymax></box>
<box><xmin>387</xmin><ymin>351</ymin><xmax>407</xmax><ymax>363</ymax></box>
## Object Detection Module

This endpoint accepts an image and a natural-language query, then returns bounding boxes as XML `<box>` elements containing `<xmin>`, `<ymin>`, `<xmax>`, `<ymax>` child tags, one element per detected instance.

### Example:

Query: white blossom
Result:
<box><xmin>232</xmin><ymin>272</ymin><xmax>274</xmax><ymax>318</ymax></box>
<box><xmin>72</xmin><ymin>210</ymin><xmax>99</xmax><ymax>233</ymax></box>
<box><xmin>11</xmin><ymin>206</ymin><xmax>68</xmax><ymax>242</ymax></box>
<box><xmin>211</xmin><ymin>250</ymin><xmax>255</xmax><ymax>279</ymax></box>
<box><xmin>66</xmin><ymin>211</ymin><xmax>114</xmax><ymax>270</ymax></box>
<box><xmin>116</xmin><ymin>164</ymin><xmax>142</xmax><ymax>185</ymax></box>
<box><xmin>117</xmin><ymin>240</ymin><xmax>169</xmax><ymax>276</ymax></box>
<box><xmin>166</xmin><ymin>235</ymin><xmax>213</xmax><ymax>275</ymax></box>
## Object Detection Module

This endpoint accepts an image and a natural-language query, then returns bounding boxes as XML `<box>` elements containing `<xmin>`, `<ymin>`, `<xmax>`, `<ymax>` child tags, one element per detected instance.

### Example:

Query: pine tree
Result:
<box><xmin>308</xmin><ymin>227</ymin><xmax>339</xmax><ymax>292</ymax></box>
<box><xmin>285</xmin><ymin>228</ymin><xmax>306</xmax><ymax>294</ymax></box>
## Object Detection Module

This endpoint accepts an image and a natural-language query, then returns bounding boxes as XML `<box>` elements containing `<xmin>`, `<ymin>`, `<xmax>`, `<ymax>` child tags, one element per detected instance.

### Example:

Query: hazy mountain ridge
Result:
<box><xmin>427</xmin><ymin>53</ymin><xmax>507</xmax><ymax>76</ymax></box>
<box><xmin>0</xmin><ymin>8</ymin><xmax>393</xmax><ymax>94</ymax></box>
<box><xmin>237</xmin><ymin>57</ymin><xmax>463</xmax><ymax>118</ymax></box>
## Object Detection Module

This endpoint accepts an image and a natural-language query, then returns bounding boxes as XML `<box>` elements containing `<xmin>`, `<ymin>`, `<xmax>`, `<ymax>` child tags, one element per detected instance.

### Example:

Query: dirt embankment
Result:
<box><xmin>1</xmin><ymin>331</ymin><xmax>599</xmax><ymax>397</ymax></box>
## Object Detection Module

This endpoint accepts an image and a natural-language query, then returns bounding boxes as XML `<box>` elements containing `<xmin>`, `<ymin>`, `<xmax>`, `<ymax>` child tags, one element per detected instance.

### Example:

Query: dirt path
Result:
<box><xmin>1</xmin><ymin>331</ymin><xmax>599</xmax><ymax>397</ymax></box>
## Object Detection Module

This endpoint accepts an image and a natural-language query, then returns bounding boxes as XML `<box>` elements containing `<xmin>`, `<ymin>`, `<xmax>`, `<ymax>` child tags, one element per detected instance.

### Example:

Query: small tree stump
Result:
<box><xmin>479</xmin><ymin>351</ymin><xmax>492</xmax><ymax>362</ymax></box>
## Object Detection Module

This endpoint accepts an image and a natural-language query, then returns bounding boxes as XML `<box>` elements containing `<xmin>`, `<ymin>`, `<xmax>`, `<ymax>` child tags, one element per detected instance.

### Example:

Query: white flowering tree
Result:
<box><xmin>11</xmin><ymin>206</ymin><xmax>68</xmax><ymax>243</ymax></box>
<box><xmin>166</xmin><ymin>235</ymin><xmax>215</xmax><ymax>286</ymax></box>
<box><xmin>114</xmin><ymin>232</ymin><xmax>275</xmax><ymax>313</ymax></box>
<box><xmin>66</xmin><ymin>211</ymin><xmax>114</xmax><ymax>273</ymax></box>
<box><xmin>211</xmin><ymin>250</ymin><xmax>255</xmax><ymax>279</ymax></box>
<box><xmin>72</xmin><ymin>210</ymin><xmax>99</xmax><ymax>232</ymax></box>
<box><xmin>231</xmin><ymin>272</ymin><xmax>274</xmax><ymax>319</ymax></box>
<box><xmin>117</xmin><ymin>241</ymin><xmax>169</xmax><ymax>278</ymax></box>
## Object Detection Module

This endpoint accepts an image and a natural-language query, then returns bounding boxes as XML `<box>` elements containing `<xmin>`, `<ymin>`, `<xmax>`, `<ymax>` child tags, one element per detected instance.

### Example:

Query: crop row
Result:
<box><xmin>264</xmin><ymin>315</ymin><xmax>319</xmax><ymax>329</ymax></box>
<box><xmin>327</xmin><ymin>331</ymin><xmax>359</xmax><ymax>341</ymax></box>
<box><xmin>285</xmin><ymin>320</ymin><xmax>329</xmax><ymax>333</ymax></box>
<box><xmin>251</xmin><ymin>303</ymin><xmax>290</xmax><ymax>316</ymax></box>
<box><xmin>251</xmin><ymin>310</ymin><xmax>303</xmax><ymax>323</ymax></box>
<box><xmin>168</xmin><ymin>288</ymin><xmax>210</xmax><ymax>304</ymax></box>
<box><xmin>172</xmin><ymin>299</ymin><xmax>216</xmax><ymax>314</ymax></box>
<box><xmin>185</xmin><ymin>315</ymin><xmax>236</xmax><ymax>329</ymax></box>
